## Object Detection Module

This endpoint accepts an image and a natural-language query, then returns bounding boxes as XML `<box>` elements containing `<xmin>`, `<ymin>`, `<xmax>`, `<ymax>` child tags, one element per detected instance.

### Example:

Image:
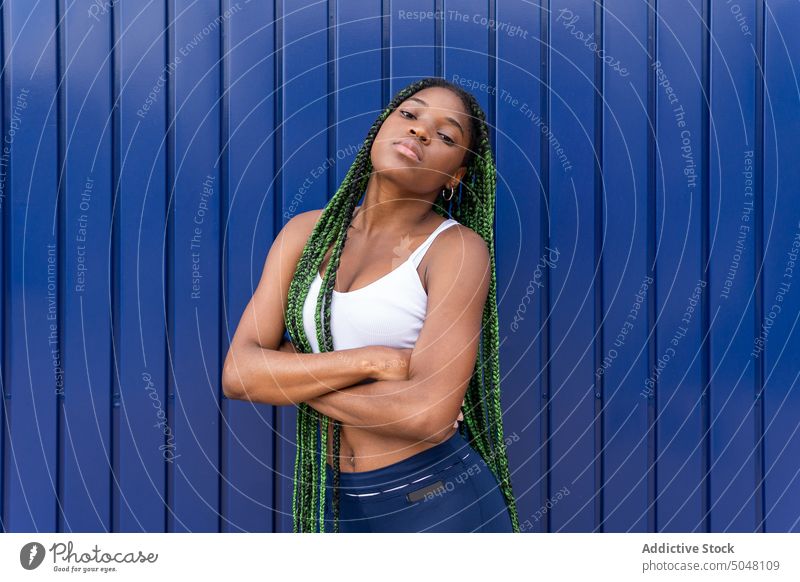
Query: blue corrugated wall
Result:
<box><xmin>1</xmin><ymin>0</ymin><xmax>798</xmax><ymax>533</ymax></box>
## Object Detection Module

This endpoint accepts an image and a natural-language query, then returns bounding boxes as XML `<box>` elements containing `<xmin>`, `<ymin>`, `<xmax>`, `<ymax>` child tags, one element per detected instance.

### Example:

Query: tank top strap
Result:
<box><xmin>409</xmin><ymin>219</ymin><xmax>459</xmax><ymax>267</ymax></box>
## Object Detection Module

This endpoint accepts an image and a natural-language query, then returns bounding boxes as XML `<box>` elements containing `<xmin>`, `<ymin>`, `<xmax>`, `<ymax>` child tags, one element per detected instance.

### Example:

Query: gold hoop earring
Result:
<box><xmin>443</xmin><ymin>185</ymin><xmax>455</xmax><ymax>201</ymax></box>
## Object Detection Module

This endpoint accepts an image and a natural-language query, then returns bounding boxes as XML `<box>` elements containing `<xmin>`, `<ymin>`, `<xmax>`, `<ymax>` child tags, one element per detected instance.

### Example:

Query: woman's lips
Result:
<box><xmin>393</xmin><ymin>142</ymin><xmax>421</xmax><ymax>162</ymax></box>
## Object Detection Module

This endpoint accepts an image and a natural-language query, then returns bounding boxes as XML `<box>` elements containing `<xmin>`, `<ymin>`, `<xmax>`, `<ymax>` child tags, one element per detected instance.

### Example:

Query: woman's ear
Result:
<box><xmin>447</xmin><ymin>166</ymin><xmax>468</xmax><ymax>190</ymax></box>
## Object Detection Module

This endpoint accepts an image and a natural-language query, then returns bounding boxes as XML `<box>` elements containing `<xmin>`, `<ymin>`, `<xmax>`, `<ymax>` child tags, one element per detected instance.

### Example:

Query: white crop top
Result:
<box><xmin>301</xmin><ymin>218</ymin><xmax>460</xmax><ymax>352</ymax></box>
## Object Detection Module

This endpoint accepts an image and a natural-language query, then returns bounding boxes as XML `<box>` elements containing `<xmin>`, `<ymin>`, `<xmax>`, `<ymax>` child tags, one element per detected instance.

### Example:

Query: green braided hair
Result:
<box><xmin>283</xmin><ymin>76</ymin><xmax>520</xmax><ymax>533</ymax></box>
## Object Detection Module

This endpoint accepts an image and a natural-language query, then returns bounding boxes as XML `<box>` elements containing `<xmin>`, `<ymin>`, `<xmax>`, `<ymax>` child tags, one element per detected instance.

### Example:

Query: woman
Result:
<box><xmin>222</xmin><ymin>77</ymin><xmax>519</xmax><ymax>533</ymax></box>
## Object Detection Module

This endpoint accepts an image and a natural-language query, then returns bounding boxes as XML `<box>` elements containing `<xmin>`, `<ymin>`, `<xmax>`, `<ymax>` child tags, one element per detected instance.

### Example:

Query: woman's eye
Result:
<box><xmin>399</xmin><ymin>110</ymin><xmax>415</xmax><ymax>119</ymax></box>
<box><xmin>439</xmin><ymin>133</ymin><xmax>455</xmax><ymax>145</ymax></box>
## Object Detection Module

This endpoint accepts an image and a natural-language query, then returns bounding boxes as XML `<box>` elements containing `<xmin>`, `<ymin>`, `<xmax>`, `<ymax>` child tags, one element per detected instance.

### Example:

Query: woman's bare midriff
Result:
<box><xmin>323</xmin><ymin>421</ymin><xmax>458</xmax><ymax>473</ymax></box>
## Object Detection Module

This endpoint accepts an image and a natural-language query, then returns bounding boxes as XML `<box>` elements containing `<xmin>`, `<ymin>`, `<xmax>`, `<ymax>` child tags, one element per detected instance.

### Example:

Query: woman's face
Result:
<box><xmin>370</xmin><ymin>86</ymin><xmax>472</xmax><ymax>195</ymax></box>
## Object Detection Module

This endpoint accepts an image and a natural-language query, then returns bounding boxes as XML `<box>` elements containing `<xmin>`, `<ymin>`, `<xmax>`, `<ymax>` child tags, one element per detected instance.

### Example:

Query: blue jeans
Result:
<box><xmin>323</xmin><ymin>429</ymin><xmax>513</xmax><ymax>532</ymax></box>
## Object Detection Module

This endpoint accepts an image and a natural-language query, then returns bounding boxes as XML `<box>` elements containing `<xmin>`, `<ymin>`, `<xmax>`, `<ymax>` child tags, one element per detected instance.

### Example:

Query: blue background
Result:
<box><xmin>1</xmin><ymin>0</ymin><xmax>798</xmax><ymax>533</ymax></box>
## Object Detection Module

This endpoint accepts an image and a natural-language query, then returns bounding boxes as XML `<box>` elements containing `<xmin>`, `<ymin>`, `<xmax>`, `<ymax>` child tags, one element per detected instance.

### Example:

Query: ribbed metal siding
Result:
<box><xmin>0</xmin><ymin>0</ymin><xmax>797</xmax><ymax>533</ymax></box>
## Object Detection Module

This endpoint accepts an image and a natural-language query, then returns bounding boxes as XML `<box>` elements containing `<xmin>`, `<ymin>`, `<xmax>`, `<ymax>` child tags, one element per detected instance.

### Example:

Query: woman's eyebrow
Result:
<box><xmin>404</xmin><ymin>97</ymin><xmax>465</xmax><ymax>137</ymax></box>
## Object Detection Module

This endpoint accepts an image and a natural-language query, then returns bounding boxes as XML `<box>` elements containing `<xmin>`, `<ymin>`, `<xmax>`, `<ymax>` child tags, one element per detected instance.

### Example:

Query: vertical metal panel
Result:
<box><xmin>391</xmin><ymin>0</ymin><xmax>437</xmax><ymax>95</ymax></box>
<box><xmin>61</xmin><ymin>0</ymin><xmax>114</xmax><ymax>532</ymax></box>
<box><xmin>117</xmin><ymin>0</ymin><xmax>169</xmax><ymax>532</ymax></box>
<box><xmin>708</xmin><ymin>0</ymin><xmax>758</xmax><ymax>532</ymax></box>
<box><xmin>444</xmin><ymin>0</ymin><xmax>490</xmax><ymax>112</ymax></box>
<box><xmin>170</xmin><ymin>0</ymin><xmax>224</xmax><ymax>532</ymax></box>
<box><xmin>547</xmin><ymin>0</ymin><xmax>598</xmax><ymax>532</ymax></box>
<box><xmin>601</xmin><ymin>0</ymin><xmax>651</xmax><ymax>532</ymax></box>
<box><xmin>5</xmin><ymin>0</ymin><xmax>59</xmax><ymax>532</ymax></box>
<box><xmin>223</xmin><ymin>0</ymin><xmax>277</xmax><ymax>534</ymax></box>
<box><xmin>2</xmin><ymin>0</ymin><xmax>799</xmax><ymax>533</ymax></box>
<box><xmin>763</xmin><ymin>0</ymin><xmax>800</xmax><ymax>532</ymax></box>
<box><xmin>654</xmin><ymin>0</ymin><xmax>706</xmax><ymax>532</ymax></box>
<box><xmin>495</xmin><ymin>0</ymin><xmax>545</xmax><ymax>534</ymax></box>
<box><xmin>335</xmin><ymin>0</ymin><xmax>382</xmax><ymax>189</ymax></box>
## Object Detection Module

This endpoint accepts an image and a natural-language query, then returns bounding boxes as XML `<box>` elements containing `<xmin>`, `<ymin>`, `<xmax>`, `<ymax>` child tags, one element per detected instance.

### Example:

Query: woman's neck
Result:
<box><xmin>354</xmin><ymin>185</ymin><xmax>441</xmax><ymax>235</ymax></box>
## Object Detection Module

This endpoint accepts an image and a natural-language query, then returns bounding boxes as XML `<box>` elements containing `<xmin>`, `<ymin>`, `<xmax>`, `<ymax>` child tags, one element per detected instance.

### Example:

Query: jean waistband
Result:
<box><xmin>325</xmin><ymin>429</ymin><xmax>474</xmax><ymax>492</ymax></box>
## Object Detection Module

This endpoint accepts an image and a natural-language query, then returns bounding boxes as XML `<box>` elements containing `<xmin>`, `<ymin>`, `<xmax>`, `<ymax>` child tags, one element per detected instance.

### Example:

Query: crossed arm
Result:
<box><xmin>302</xmin><ymin>227</ymin><xmax>489</xmax><ymax>444</ymax></box>
<box><xmin>276</xmin><ymin>337</ymin><xmax>463</xmax><ymax>442</ymax></box>
<box><xmin>223</xmin><ymin>214</ymin><xmax>488</xmax><ymax>444</ymax></box>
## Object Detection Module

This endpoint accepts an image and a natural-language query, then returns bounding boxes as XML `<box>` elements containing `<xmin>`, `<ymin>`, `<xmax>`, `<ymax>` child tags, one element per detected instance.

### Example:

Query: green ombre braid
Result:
<box><xmin>284</xmin><ymin>77</ymin><xmax>520</xmax><ymax>533</ymax></box>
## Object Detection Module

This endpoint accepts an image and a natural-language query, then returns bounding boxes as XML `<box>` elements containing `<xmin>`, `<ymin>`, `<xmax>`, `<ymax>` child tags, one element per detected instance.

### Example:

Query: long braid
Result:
<box><xmin>284</xmin><ymin>77</ymin><xmax>520</xmax><ymax>532</ymax></box>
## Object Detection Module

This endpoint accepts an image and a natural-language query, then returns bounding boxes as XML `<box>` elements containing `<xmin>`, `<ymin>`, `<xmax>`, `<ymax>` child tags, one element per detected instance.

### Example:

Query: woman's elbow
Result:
<box><xmin>221</xmin><ymin>346</ymin><xmax>266</xmax><ymax>402</ymax></box>
<box><xmin>221</xmin><ymin>356</ymin><xmax>294</xmax><ymax>406</ymax></box>
<box><xmin>221</xmin><ymin>358</ymin><xmax>248</xmax><ymax>400</ymax></box>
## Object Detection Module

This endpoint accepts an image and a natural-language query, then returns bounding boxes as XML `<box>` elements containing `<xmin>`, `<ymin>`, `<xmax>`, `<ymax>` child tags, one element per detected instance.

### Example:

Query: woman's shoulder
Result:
<box><xmin>420</xmin><ymin>221</ymin><xmax>490</xmax><ymax>288</ymax></box>
<box><xmin>436</xmin><ymin>221</ymin><xmax>488</xmax><ymax>256</ymax></box>
<box><xmin>280</xmin><ymin>208</ymin><xmax>324</xmax><ymax>244</ymax></box>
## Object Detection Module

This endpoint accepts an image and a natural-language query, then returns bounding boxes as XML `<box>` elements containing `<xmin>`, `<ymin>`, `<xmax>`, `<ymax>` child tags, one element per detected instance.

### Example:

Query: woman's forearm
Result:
<box><xmin>306</xmin><ymin>377</ymin><xmax>454</xmax><ymax>444</ymax></box>
<box><xmin>222</xmin><ymin>339</ymin><xmax>386</xmax><ymax>406</ymax></box>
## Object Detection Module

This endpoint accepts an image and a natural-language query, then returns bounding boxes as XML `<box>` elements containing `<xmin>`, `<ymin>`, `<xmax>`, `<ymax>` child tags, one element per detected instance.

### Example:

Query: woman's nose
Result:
<box><xmin>410</xmin><ymin>128</ymin><xmax>428</xmax><ymax>142</ymax></box>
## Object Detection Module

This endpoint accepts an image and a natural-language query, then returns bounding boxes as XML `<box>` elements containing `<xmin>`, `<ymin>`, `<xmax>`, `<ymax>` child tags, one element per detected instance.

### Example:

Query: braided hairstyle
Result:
<box><xmin>284</xmin><ymin>76</ymin><xmax>520</xmax><ymax>532</ymax></box>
